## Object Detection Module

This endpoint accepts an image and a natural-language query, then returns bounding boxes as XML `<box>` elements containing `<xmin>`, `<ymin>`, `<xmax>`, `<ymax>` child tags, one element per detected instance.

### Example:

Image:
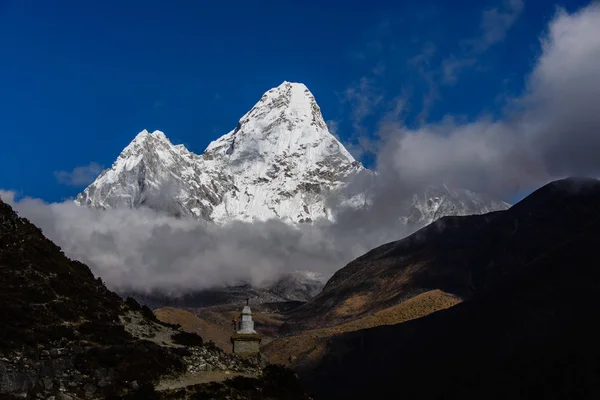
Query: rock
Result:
<box><xmin>258</xmin><ymin>352</ymin><xmax>268</xmax><ymax>367</ymax></box>
<box><xmin>51</xmin><ymin>359</ymin><xmax>67</xmax><ymax>371</ymax></box>
<box><xmin>0</xmin><ymin>360</ymin><xmax>38</xmax><ymax>394</ymax></box>
<box><xmin>43</xmin><ymin>378</ymin><xmax>54</xmax><ymax>390</ymax></box>
<box><xmin>130</xmin><ymin>381</ymin><xmax>139</xmax><ymax>390</ymax></box>
<box><xmin>94</xmin><ymin>368</ymin><xmax>107</xmax><ymax>379</ymax></box>
<box><xmin>97</xmin><ymin>378</ymin><xmax>110</xmax><ymax>388</ymax></box>
<box><xmin>57</xmin><ymin>394</ymin><xmax>73</xmax><ymax>400</ymax></box>
<box><xmin>83</xmin><ymin>383</ymin><xmax>96</xmax><ymax>394</ymax></box>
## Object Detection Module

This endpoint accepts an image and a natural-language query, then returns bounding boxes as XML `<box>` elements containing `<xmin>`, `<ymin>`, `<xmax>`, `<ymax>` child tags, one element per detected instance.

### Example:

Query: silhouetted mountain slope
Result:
<box><xmin>285</xmin><ymin>177</ymin><xmax>600</xmax><ymax>331</ymax></box>
<box><xmin>303</xmin><ymin>178</ymin><xmax>600</xmax><ymax>399</ymax></box>
<box><xmin>0</xmin><ymin>198</ymin><xmax>129</xmax><ymax>349</ymax></box>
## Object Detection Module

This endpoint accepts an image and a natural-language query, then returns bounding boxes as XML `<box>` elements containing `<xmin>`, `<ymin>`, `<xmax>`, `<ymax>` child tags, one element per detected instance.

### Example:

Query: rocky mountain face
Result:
<box><xmin>76</xmin><ymin>82</ymin><xmax>364</xmax><ymax>224</ymax></box>
<box><xmin>76</xmin><ymin>81</ymin><xmax>508</xmax><ymax>226</ymax></box>
<box><xmin>398</xmin><ymin>184</ymin><xmax>510</xmax><ymax>227</ymax></box>
<box><xmin>282</xmin><ymin>177</ymin><xmax>600</xmax><ymax>399</ymax></box>
<box><xmin>0</xmin><ymin>197</ymin><xmax>309</xmax><ymax>400</ymax></box>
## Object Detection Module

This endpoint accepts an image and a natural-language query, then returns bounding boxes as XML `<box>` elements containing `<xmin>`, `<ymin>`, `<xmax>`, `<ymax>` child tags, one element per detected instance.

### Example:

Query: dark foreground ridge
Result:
<box><xmin>286</xmin><ymin>177</ymin><xmax>600</xmax><ymax>331</ymax></box>
<box><xmin>0</xmin><ymin>197</ymin><xmax>311</xmax><ymax>400</ymax></box>
<box><xmin>301</xmin><ymin>177</ymin><xmax>600</xmax><ymax>399</ymax></box>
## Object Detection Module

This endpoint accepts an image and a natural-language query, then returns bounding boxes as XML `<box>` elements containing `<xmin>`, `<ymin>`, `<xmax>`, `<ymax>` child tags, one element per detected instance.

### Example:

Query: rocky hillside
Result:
<box><xmin>0</xmin><ymin>197</ymin><xmax>310</xmax><ymax>400</ymax></box>
<box><xmin>284</xmin><ymin>177</ymin><xmax>600</xmax><ymax>332</ymax></box>
<box><xmin>293</xmin><ymin>177</ymin><xmax>600</xmax><ymax>399</ymax></box>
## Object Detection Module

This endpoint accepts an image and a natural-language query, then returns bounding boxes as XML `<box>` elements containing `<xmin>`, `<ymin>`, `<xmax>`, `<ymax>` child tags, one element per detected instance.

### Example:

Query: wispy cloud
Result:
<box><xmin>441</xmin><ymin>56</ymin><xmax>477</xmax><ymax>85</ymax></box>
<box><xmin>54</xmin><ymin>162</ymin><xmax>103</xmax><ymax>187</ymax></box>
<box><xmin>442</xmin><ymin>0</ymin><xmax>524</xmax><ymax>84</ymax></box>
<box><xmin>409</xmin><ymin>42</ymin><xmax>439</xmax><ymax>122</ymax></box>
<box><xmin>475</xmin><ymin>0</ymin><xmax>525</xmax><ymax>52</ymax></box>
<box><xmin>326</xmin><ymin>120</ymin><xmax>340</xmax><ymax>138</ymax></box>
<box><xmin>343</xmin><ymin>77</ymin><xmax>384</xmax><ymax>132</ymax></box>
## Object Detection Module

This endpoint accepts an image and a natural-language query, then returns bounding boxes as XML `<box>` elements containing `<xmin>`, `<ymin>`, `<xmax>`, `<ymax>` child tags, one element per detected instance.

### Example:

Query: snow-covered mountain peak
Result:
<box><xmin>198</xmin><ymin>82</ymin><xmax>363</xmax><ymax>223</ymax></box>
<box><xmin>127</xmin><ymin>129</ymin><xmax>169</xmax><ymax>146</ymax></box>
<box><xmin>77</xmin><ymin>82</ymin><xmax>364</xmax><ymax>223</ymax></box>
<box><xmin>248</xmin><ymin>81</ymin><xmax>326</xmax><ymax>129</ymax></box>
<box><xmin>204</xmin><ymin>82</ymin><xmax>355</xmax><ymax>168</ymax></box>
<box><xmin>76</xmin><ymin>82</ymin><xmax>508</xmax><ymax>226</ymax></box>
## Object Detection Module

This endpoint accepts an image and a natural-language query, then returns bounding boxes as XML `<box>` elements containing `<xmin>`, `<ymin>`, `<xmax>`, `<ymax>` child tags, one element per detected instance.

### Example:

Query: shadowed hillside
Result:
<box><xmin>301</xmin><ymin>178</ymin><xmax>600</xmax><ymax>399</ymax></box>
<box><xmin>0</xmin><ymin>197</ymin><xmax>311</xmax><ymax>400</ymax></box>
<box><xmin>285</xmin><ymin>177</ymin><xmax>600</xmax><ymax>332</ymax></box>
<box><xmin>262</xmin><ymin>289</ymin><xmax>460</xmax><ymax>368</ymax></box>
<box><xmin>0</xmin><ymin>199</ymin><xmax>130</xmax><ymax>349</ymax></box>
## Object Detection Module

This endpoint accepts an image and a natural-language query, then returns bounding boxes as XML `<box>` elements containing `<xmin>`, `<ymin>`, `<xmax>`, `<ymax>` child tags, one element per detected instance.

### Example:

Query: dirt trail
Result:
<box><xmin>156</xmin><ymin>371</ymin><xmax>258</xmax><ymax>391</ymax></box>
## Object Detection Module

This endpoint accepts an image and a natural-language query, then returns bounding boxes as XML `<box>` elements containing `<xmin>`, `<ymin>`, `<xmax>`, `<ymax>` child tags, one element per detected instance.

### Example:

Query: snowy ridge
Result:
<box><xmin>76</xmin><ymin>81</ymin><xmax>509</xmax><ymax>226</ymax></box>
<box><xmin>400</xmin><ymin>185</ymin><xmax>511</xmax><ymax>227</ymax></box>
<box><xmin>77</xmin><ymin>82</ymin><xmax>363</xmax><ymax>223</ymax></box>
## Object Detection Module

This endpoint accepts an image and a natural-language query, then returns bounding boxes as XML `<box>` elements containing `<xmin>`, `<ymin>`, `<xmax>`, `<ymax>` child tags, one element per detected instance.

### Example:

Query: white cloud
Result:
<box><xmin>0</xmin><ymin>190</ymin><xmax>417</xmax><ymax>294</ymax></box>
<box><xmin>54</xmin><ymin>162</ymin><xmax>104</xmax><ymax>187</ymax></box>
<box><xmin>381</xmin><ymin>2</ymin><xmax>600</xmax><ymax>195</ymax></box>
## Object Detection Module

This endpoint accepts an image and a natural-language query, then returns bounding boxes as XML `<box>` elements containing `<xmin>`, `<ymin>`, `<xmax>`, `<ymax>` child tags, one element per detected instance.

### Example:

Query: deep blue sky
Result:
<box><xmin>0</xmin><ymin>0</ymin><xmax>590</xmax><ymax>202</ymax></box>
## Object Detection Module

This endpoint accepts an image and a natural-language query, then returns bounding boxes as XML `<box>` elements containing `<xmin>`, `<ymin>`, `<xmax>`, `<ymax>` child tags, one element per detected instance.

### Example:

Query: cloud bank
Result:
<box><xmin>379</xmin><ymin>3</ymin><xmax>600</xmax><ymax>196</ymax></box>
<box><xmin>0</xmin><ymin>190</ymin><xmax>413</xmax><ymax>294</ymax></box>
<box><xmin>54</xmin><ymin>162</ymin><xmax>104</xmax><ymax>187</ymax></box>
<box><xmin>3</xmin><ymin>3</ymin><xmax>600</xmax><ymax>294</ymax></box>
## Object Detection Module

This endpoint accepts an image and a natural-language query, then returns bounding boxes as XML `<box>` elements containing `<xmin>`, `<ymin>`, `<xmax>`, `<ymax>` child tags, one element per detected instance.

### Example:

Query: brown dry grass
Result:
<box><xmin>193</xmin><ymin>305</ymin><xmax>286</xmax><ymax>346</ymax></box>
<box><xmin>155</xmin><ymin>307</ymin><xmax>234</xmax><ymax>352</ymax></box>
<box><xmin>263</xmin><ymin>290</ymin><xmax>461</xmax><ymax>367</ymax></box>
<box><xmin>332</xmin><ymin>294</ymin><xmax>371</xmax><ymax>317</ymax></box>
<box><xmin>155</xmin><ymin>306</ymin><xmax>288</xmax><ymax>352</ymax></box>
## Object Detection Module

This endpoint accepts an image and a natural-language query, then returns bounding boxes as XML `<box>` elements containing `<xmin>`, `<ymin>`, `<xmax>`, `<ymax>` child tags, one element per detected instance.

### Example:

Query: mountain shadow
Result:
<box><xmin>301</xmin><ymin>177</ymin><xmax>600</xmax><ymax>399</ymax></box>
<box><xmin>285</xmin><ymin>177</ymin><xmax>600</xmax><ymax>332</ymax></box>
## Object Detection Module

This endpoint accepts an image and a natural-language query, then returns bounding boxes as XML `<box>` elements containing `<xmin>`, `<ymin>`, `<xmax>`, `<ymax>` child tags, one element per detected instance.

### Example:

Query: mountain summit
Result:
<box><xmin>76</xmin><ymin>81</ymin><xmax>508</xmax><ymax>226</ymax></box>
<box><xmin>76</xmin><ymin>82</ymin><xmax>363</xmax><ymax>223</ymax></box>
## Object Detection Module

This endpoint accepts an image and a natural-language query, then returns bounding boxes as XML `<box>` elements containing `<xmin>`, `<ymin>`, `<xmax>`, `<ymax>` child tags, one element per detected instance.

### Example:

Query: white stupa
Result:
<box><xmin>237</xmin><ymin>304</ymin><xmax>257</xmax><ymax>334</ymax></box>
<box><xmin>231</xmin><ymin>299</ymin><xmax>262</xmax><ymax>355</ymax></box>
